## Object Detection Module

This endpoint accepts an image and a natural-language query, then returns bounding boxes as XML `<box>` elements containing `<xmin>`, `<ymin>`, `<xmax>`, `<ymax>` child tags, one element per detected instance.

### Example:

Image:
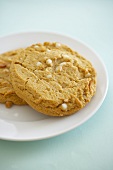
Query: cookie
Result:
<box><xmin>10</xmin><ymin>42</ymin><xmax>96</xmax><ymax>116</ymax></box>
<box><xmin>0</xmin><ymin>49</ymin><xmax>26</xmax><ymax>108</ymax></box>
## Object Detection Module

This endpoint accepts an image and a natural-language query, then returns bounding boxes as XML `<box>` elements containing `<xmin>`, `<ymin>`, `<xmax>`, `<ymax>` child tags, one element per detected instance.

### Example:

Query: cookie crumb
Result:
<box><xmin>5</xmin><ymin>101</ymin><xmax>13</xmax><ymax>108</ymax></box>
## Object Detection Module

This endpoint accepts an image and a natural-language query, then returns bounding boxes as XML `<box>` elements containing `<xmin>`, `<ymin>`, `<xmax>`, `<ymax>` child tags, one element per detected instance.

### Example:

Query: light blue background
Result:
<box><xmin>0</xmin><ymin>0</ymin><xmax>113</xmax><ymax>170</ymax></box>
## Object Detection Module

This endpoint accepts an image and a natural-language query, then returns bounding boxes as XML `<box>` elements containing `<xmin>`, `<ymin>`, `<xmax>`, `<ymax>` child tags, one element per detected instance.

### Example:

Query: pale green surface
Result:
<box><xmin>0</xmin><ymin>0</ymin><xmax>113</xmax><ymax>170</ymax></box>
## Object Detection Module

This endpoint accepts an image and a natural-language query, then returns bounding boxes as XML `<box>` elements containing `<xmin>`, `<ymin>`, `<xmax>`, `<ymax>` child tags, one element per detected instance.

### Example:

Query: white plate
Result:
<box><xmin>0</xmin><ymin>32</ymin><xmax>108</xmax><ymax>141</ymax></box>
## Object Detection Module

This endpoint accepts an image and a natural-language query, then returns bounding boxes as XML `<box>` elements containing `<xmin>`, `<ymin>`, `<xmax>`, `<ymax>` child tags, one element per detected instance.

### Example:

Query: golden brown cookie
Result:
<box><xmin>0</xmin><ymin>50</ymin><xmax>26</xmax><ymax>108</ymax></box>
<box><xmin>10</xmin><ymin>42</ymin><xmax>96</xmax><ymax>116</ymax></box>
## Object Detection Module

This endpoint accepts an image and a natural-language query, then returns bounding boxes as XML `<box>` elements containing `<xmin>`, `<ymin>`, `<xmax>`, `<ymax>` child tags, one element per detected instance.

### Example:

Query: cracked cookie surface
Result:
<box><xmin>10</xmin><ymin>42</ymin><xmax>97</xmax><ymax>116</ymax></box>
<box><xmin>0</xmin><ymin>50</ymin><xmax>26</xmax><ymax>107</ymax></box>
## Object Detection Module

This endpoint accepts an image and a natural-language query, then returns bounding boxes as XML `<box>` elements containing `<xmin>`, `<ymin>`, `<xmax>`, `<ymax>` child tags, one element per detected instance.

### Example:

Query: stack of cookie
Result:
<box><xmin>0</xmin><ymin>49</ymin><xmax>26</xmax><ymax>108</ymax></box>
<box><xmin>0</xmin><ymin>42</ymin><xmax>97</xmax><ymax>116</ymax></box>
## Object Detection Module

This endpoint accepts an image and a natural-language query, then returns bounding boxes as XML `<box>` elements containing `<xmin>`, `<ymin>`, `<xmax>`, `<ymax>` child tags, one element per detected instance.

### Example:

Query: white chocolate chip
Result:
<box><xmin>62</xmin><ymin>54</ymin><xmax>71</xmax><ymax>61</ymax></box>
<box><xmin>60</xmin><ymin>62</ymin><xmax>67</xmax><ymax>66</ymax></box>
<box><xmin>34</xmin><ymin>45</ymin><xmax>39</xmax><ymax>49</ymax></box>
<box><xmin>56</xmin><ymin>65</ymin><xmax>62</xmax><ymax>72</ymax></box>
<box><xmin>61</xmin><ymin>103</ymin><xmax>67</xmax><ymax>111</ymax></box>
<box><xmin>46</xmin><ymin>59</ymin><xmax>52</xmax><ymax>66</ymax></box>
<box><xmin>55</xmin><ymin>42</ymin><xmax>61</xmax><ymax>48</ymax></box>
<box><xmin>36</xmin><ymin>61</ymin><xmax>42</xmax><ymax>66</ymax></box>
<box><xmin>85</xmin><ymin>73</ymin><xmax>91</xmax><ymax>78</ymax></box>
<box><xmin>46</xmin><ymin>67</ymin><xmax>52</xmax><ymax>72</ymax></box>
<box><xmin>46</xmin><ymin>74</ymin><xmax>52</xmax><ymax>79</ymax></box>
<box><xmin>46</xmin><ymin>49</ymin><xmax>51</xmax><ymax>52</ymax></box>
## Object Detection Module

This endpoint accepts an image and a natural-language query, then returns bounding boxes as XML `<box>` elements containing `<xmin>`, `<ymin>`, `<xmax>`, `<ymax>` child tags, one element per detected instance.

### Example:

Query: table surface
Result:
<box><xmin>0</xmin><ymin>0</ymin><xmax>113</xmax><ymax>170</ymax></box>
